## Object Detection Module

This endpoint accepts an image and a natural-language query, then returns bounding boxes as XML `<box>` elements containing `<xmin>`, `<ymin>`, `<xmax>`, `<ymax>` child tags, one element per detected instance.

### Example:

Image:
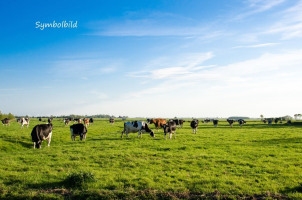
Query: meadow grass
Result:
<box><xmin>0</xmin><ymin>118</ymin><xmax>301</xmax><ymax>199</ymax></box>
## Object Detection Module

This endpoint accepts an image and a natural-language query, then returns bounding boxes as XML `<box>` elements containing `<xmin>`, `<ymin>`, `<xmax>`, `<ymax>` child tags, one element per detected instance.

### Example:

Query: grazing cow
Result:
<box><xmin>17</xmin><ymin>118</ymin><xmax>21</xmax><ymax>123</ymax></box>
<box><xmin>274</xmin><ymin>118</ymin><xmax>279</xmax><ymax>124</ymax></box>
<box><xmin>89</xmin><ymin>118</ymin><xmax>94</xmax><ymax>125</ymax></box>
<box><xmin>31</xmin><ymin>123</ymin><xmax>53</xmax><ymax>149</ymax></box>
<box><xmin>149</xmin><ymin>118</ymin><xmax>167</xmax><ymax>131</ymax></box>
<box><xmin>163</xmin><ymin>120</ymin><xmax>177</xmax><ymax>139</ymax></box>
<box><xmin>21</xmin><ymin>118</ymin><xmax>30</xmax><ymax>128</ymax></box>
<box><xmin>227</xmin><ymin>119</ymin><xmax>234</xmax><ymax>128</ymax></box>
<box><xmin>268</xmin><ymin>119</ymin><xmax>272</xmax><ymax>125</ymax></box>
<box><xmin>1</xmin><ymin>118</ymin><xmax>10</xmax><ymax>126</ymax></box>
<box><xmin>190</xmin><ymin>119</ymin><xmax>199</xmax><ymax>134</ymax></box>
<box><xmin>179</xmin><ymin>119</ymin><xmax>185</xmax><ymax>128</ymax></box>
<box><xmin>238</xmin><ymin>119</ymin><xmax>246</xmax><ymax>127</ymax></box>
<box><xmin>213</xmin><ymin>120</ymin><xmax>218</xmax><ymax>127</ymax></box>
<box><xmin>109</xmin><ymin>118</ymin><xmax>115</xmax><ymax>124</ymax></box>
<box><xmin>84</xmin><ymin>118</ymin><xmax>90</xmax><ymax>127</ymax></box>
<box><xmin>70</xmin><ymin>124</ymin><xmax>87</xmax><ymax>141</ymax></box>
<box><xmin>202</xmin><ymin>119</ymin><xmax>211</xmax><ymax>123</ymax></box>
<box><xmin>121</xmin><ymin>121</ymin><xmax>154</xmax><ymax>138</ymax></box>
<box><xmin>263</xmin><ymin>119</ymin><xmax>267</xmax><ymax>124</ymax></box>
<box><xmin>39</xmin><ymin>118</ymin><xmax>42</xmax><ymax>122</ymax></box>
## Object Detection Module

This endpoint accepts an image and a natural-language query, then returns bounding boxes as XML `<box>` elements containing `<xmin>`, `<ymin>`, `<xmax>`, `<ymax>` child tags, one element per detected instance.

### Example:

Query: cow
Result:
<box><xmin>1</xmin><ymin>118</ymin><xmax>10</xmax><ymax>126</ymax></box>
<box><xmin>109</xmin><ymin>118</ymin><xmax>115</xmax><ymax>124</ymax></box>
<box><xmin>213</xmin><ymin>120</ymin><xmax>218</xmax><ymax>127</ymax></box>
<box><xmin>21</xmin><ymin>118</ymin><xmax>30</xmax><ymax>128</ymax></box>
<box><xmin>227</xmin><ymin>119</ymin><xmax>234</xmax><ymax>128</ymax></box>
<box><xmin>238</xmin><ymin>119</ymin><xmax>246</xmax><ymax>127</ymax></box>
<box><xmin>84</xmin><ymin>118</ymin><xmax>90</xmax><ymax>127</ymax></box>
<box><xmin>190</xmin><ymin>119</ymin><xmax>199</xmax><ymax>134</ymax></box>
<box><xmin>89</xmin><ymin>118</ymin><xmax>94</xmax><ymax>125</ymax></box>
<box><xmin>38</xmin><ymin>118</ymin><xmax>42</xmax><ymax>121</ymax></box>
<box><xmin>149</xmin><ymin>118</ymin><xmax>167</xmax><ymax>131</ymax></box>
<box><xmin>263</xmin><ymin>119</ymin><xmax>267</xmax><ymax>124</ymax></box>
<box><xmin>171</xmin><ymin>119</ymin><xmax>185</xmax><ymax>129</ymax></box>
<box><xmin>268</xmin><ymin>119</ymin><xmax>272</xmax><ymax>125</ymax></box>
<box><xmin>122</xmin><ymin>117</ymin><xmax>127</xmax><ymax>121</ymax></box>
<box><xmin>64</xmin><ymin>118</ymin><xmax>71</xmax><ymax>126</ymax></box>
<box><xmin>17</xmin><ymin>118</ymin><xmax>21</xmax><ymax>123</ymax></box>
<box><xmin>70</xmin><ymin>123</ymin><xmax>87</xmax><ymax>141</ymax></box>
<box><xmin>163</xmin><ymin>120</ymin><xmax>177</xmax><ymax>139</ymax></box>
<box><xmin>202</xmin><ymin>119</ymin><xmax>211</xmax><ymax>123</ymax></box>
<box><xmin>31</xmin><ymin>123</ymin><xmax>53</xmax><ymax>149</ymax></box>
<box><xmin>121</xmin><ymin>121</ymin><xmax>154</xmax><ymax>138</ymax></box>
<box><xmin>73</xmin><ymin>118</ymin><xmax>82</xmax><ymax>123</ymax></box>
<box><xmin>48</xmin><ymin>118</ymin><xmax>53</xmax><ymax>124</ymax></box>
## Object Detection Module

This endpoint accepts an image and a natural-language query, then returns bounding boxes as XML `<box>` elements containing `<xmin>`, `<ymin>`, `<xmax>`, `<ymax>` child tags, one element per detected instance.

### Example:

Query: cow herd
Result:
<box><xmin>1</xmin><ymin>117</ymin><xmax>249</xmax><ymax>149</ymax></box>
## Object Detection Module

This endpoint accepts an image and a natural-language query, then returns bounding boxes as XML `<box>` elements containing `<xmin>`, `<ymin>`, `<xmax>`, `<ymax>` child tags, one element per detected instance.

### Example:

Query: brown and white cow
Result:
<box><xmin>31</xmin><ymin>123</ymin><xmax>53</xmax><ymax>149</ymax></box>
<box><xmin>149</xmin><ymin>118</ymin><xmax>166</xmax><ymax>131</ymax></box>
<box><xmin>84</xmin><ymin>118</ymin><xmax>90</xmax><ymax>127</ymax></box>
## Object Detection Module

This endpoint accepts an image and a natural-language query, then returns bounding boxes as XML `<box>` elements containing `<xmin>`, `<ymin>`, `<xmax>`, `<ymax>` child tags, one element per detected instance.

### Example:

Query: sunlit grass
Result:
<box><xmin>0</xmin><ymin>118</ymin><xmax>301</xmax><ymax>199</ymax></box>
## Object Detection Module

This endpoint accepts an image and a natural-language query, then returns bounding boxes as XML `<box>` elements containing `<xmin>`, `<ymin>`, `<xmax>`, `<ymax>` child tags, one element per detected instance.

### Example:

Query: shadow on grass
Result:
<box><xmin>2</xmin><ymin>138</ymin><xmax>32</xmax><ymax>149</ymax></box>
<box><xmin>252</xmin><ymin>137</ymin><xmax>302</xmax><ymax>144</ymax></box>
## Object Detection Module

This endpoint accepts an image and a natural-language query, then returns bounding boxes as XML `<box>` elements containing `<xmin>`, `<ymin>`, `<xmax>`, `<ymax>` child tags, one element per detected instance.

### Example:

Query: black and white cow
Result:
<box><xmin>1</xmin><ymin>118</ymin><xmax>10</xmax><ymax>126</ymax></box>
<box><xmin>163</xmin><ymin>120</ymin><xmax>177</xmax><ymax>139</ymax></box>
<box><xmin>190</xmin><ymin>119</ymin><xmax>199</xmax><ymax>134</ymax></box>
<box><xmin>48</xmin><ymin>118</ymin><xmax>53</xmax><ymax>123</ymax></box>
<box><xmin>213</xmin><ymin>120</ymin><xmax>219</xmax><ymax>127</ymax></box>
<box><xmin>227</xmin><ymin>119</ymin><xmax>234</xmax><ymax>128</ymax></box>
<box><xmin>238</xmin><ymin>119</ymin><xmax>246</xmax><ymax>127</ymax></box>
<box><xmin>89</xmin><ymin>118</ymin><xmax>94</xmax><ymax>125</ymax></box>
<box><xmin>121</xmin><ymin>121</ymin><xmax>154</xmax><ymax>138</ymax></box>
<box><xmin>31</xmin><ymin>123</ymin><xmax>53</xmax><ymax>149</ymax></box>
<box><xmin>21</xmin><ymin>118</ymin><xmax>30</xmax><ymax>128</ymax></box>
<box><xmin>171</xmin><ymin>119</ymin><xmax>185</xmax><ymax>129</ymax></box>
<box><xmin>202</xmin><ymin>119</ymin><xmax>211</xmax><ymax>123</ymax></box>
<box><xmin>70</xmin><ymin>124</ymin><xmax>87</xmax><ymax>141</ymax></box>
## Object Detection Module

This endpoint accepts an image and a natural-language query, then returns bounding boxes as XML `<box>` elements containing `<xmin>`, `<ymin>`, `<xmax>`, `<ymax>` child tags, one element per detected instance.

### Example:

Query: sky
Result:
<box><xmin>0</xmin><ymin>0</ymin><xmax>301</xmax><ymax>118</ymax></box>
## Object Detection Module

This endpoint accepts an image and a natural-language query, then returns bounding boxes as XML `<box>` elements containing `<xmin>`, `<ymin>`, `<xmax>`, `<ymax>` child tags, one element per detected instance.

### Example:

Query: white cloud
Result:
<box><xmin>232</xmin><ymin>43</ymin><xmax>279</xmax><ymax>49</ymax></box>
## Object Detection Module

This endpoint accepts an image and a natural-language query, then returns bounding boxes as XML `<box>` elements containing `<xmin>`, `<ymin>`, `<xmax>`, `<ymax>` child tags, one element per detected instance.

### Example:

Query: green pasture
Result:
<box><xmin>0</xmin><ymin>118</ymin><xmax>301</xmax><ymax>199</ymax></box>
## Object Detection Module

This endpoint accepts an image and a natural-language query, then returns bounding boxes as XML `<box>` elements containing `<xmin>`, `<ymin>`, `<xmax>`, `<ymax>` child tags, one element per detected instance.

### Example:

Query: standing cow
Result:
<box><xmin>172</xmin><ymin>118</ymin><xmax>185</xmax><ymax>129</ymax></box>
<box><xmin>109</xmin><ymin>118</ymin><xmax>115</xmax><ymax>124</ymax></box>
<box><xmin>1</xmin><ymin>118</ymin><xmax>10</xmax><ymax>126</ymax></box>
<box><xmin>89</xmin><ymin>118</ymin><xmax>94</xmax><ymax>125</ymax></box>
<box><xmin>70</xmin><ymin>124</ymin><xmax>87</xmax><ymax>141</ymax></box>
<box><xmin>121</xmin><ymin>121</ymin><xmax>154</xmax><ymax>138</ymax></box>
<box><xmin>84</xmin><ymin>118</ymin><xmax>90</xmax><ymax>128</ymax></box>
<box><xmin>190</xmin><ymin>119</ymin><xmax>199</xmax><ymax>134</ymax></box>
<box><xmin>163</xmin><ymin>120</ymin><xmax>177</xmax><ymax>139</ymax></box>
<box><xmin>213</xmin><ymin>120</ymin><xmax>219</xmax><ymax>127</ymax></box>
<box><xmin>149</xmin><ymin>118</ymin><xmax>166</xmax><ymax>131</ymax></box>
<box><xmin>21</xmin><ymin>118</ymin><xmax>30</xmax><ymax>128</ymax></box>
<box><xmin>31</xmin><ymin>123</ymin><xmax>53</xmax><ymax>149</ymax></box>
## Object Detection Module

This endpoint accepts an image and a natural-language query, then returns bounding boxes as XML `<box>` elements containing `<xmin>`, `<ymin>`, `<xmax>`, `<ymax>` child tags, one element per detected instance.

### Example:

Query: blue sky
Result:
<box><xmin>0</xmin><ymin>0</ymin><xmax>301</xmax><ymax>118</ymax></box>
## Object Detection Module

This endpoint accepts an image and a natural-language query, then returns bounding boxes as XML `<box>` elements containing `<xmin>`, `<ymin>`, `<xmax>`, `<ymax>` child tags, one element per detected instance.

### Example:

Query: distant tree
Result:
<box><xmin>7</xmin><ymin>113</ymin><xmax>15</xmax><ymax>120</ymax></box>
<box><xmin>260</xmin><ymin>114</ymin><xmax>264</xmax><ymax>121</ymax></box>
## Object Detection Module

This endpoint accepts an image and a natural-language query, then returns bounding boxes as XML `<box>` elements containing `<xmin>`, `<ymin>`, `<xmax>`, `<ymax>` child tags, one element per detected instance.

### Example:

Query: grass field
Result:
<box><xmin>0</xmin><ymin>118</ymin><xmax>302</xmax><ymax>199</ymax></box>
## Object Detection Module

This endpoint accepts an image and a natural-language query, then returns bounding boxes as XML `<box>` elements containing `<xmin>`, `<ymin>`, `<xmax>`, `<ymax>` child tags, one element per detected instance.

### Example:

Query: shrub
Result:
<box><xmin>64</xmin><ymin>171</ymin><xmax>96</xmax><ymax>188</ymax></box>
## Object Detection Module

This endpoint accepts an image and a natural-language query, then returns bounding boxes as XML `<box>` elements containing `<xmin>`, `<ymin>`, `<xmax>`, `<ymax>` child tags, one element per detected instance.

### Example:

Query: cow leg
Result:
<box><xmin>169</xmin><ymin>133</ymin><xmax>172</xmax><ymax>139</ymax></box>
<box><xmin>47</xmin><ymin>132</ymin><xmax>52</xmax><ymax>147</ymax></box>
<box><xmin>33</xmin><ymin>142</ymin><xmax>36</xmax><ymax>149</ymax></box>
<box><xmin>165</xmin><ymin>133</ymin><xmax>167</xmax><ymax>140</ymax></box>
